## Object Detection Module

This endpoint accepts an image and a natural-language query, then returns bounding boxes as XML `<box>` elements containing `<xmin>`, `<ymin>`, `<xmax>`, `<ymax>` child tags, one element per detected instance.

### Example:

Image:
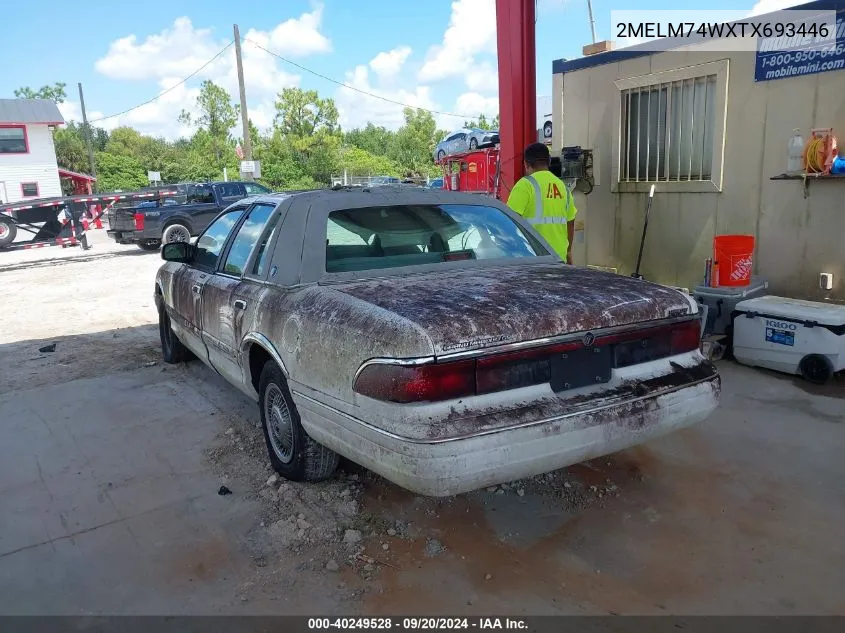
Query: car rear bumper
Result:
<box><xmin>107</xmin><ymin>230</ymin><xmax>138</xmax><ymax>244</ymax></box>
<box><xmin>293</xmin><ymin>366</ymin><xmax>720</xmax><ymax>497</ymax></box>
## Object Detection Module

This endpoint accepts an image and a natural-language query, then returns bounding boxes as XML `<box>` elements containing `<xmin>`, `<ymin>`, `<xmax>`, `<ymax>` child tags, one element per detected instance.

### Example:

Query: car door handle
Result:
<box><xmin>233</xmin><ymin>299</ymin><xmax>247</xmax><ymax>310</ymax></box>
<box><xmin>192</xmin><ymin>284</ymin><xmax>202</xmax><ymax>295</ymax></box>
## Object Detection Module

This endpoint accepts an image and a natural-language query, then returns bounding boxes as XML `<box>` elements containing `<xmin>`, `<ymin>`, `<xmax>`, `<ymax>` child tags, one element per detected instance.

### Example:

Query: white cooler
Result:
<box><xmin>732</xmin><ymin>295</ymin><xmax>845</xmax><ymax>384</ymax></box>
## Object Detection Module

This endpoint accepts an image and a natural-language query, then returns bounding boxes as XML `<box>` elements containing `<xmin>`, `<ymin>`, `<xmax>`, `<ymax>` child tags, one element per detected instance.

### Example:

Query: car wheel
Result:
<box><xmin>0</xmin><ymin>217</ymin><xmax>17</xmax><ymax>248</ymax></box>
<box><xmin>138</xmin><ymin>239</ymin><xmax>162</xmax><ymax>251</ymax></box>
<box><xmin>162</xmin><ymin>223</ymin><xmax>191</xmax><ymax>244</ymax></box>
<box><xmin>259</xmin><ymin>360</ymin><xmax>339</xmax><ymax>482</ymax></box>
<box><xmin>543</xmin><ymin>121</ymin><xmax>553</xmax><ymax>138</ymax></box>
<box><xmin>159</xmin><ymin>304</ymin><xmax>195</xmax><ymax>363</ymax></box>
<box><xmin>437</xmin><ymin>150</ymin><xmax>446</xmax><ymax>162</ymax></box>
<box><xmin>469</xmin><ymin>138</ymin><xmax>478</xmax><ymax>150</ymax></box>
<box><xmin>799</xmin><ymin>354</ymin><xmax>834</xmax><ymax>385</ymax></box>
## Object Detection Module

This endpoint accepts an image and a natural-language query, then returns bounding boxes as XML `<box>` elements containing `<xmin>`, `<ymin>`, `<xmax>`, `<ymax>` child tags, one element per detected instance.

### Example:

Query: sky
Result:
<box><xmin>0</xmin><ymin>0</ymin><xmax>801</xmax><ymax>139</ymax></box>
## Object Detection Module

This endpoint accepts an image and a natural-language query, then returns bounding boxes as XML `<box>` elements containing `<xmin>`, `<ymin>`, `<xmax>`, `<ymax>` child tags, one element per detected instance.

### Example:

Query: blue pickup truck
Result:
<box><xmin>107</xmin><ymin>181</ymin><xmax>271</xmax><ymax>250</ymax></box>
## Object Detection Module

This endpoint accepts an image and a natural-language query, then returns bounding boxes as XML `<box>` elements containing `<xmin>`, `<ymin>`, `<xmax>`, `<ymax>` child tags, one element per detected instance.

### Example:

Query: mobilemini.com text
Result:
<box><xmin>616</xmin><ymin>21</ymin><xmax>831</xmax><ymax>40</ymax></box>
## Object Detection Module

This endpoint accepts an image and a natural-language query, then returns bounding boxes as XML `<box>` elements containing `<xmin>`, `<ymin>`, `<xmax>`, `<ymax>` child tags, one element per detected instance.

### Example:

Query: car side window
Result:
<box><xmin>221</xmin><ymin>204</ymin><xmax>277</xmax><ymax>277</ymax></box>
<box><xmin>188</xmin><ymin>184</ymin><xmax>214</xmax><ymax>204</ymax></box>
<box><xmin>244</xmin><ymin>182</ymin><xmax>270</xmax><ymax>195</ymax></box>
<box><xmin>251</xmin><ymin>212</ymin><xmax>282</xmax><ymax>277</ymax></box>
<box><xmin>194</xmin><ymin>209</ymin><xmax>245</xmax><ymax>270</ymax></box>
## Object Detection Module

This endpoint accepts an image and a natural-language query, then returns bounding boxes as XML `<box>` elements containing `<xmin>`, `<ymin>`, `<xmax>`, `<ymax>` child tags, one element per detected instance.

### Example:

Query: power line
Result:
<box><xmin>88</xmin><ymin>41</ymin><xmax>235</xmax><ymax>124</ymax></box>
<box><xmin>245</xmin><ymin>38</ymin><xmax>476</xmax><ymax>120</ymax></box>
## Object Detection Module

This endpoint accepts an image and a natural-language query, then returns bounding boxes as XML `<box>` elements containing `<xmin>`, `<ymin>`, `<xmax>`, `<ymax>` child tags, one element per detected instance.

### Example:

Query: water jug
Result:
<box><xmin>787</xmin><ymin>129</ymin><xmax>804</xmax><ymax>174</ymax></box>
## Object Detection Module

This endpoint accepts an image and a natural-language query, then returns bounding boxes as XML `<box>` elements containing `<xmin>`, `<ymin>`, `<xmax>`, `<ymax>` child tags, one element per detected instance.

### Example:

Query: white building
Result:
<box><xmin>552</xmin><ymin>2</ymin><xmax>845</xmax><ymax>302</ymax></box>
<box><xmin>0</xmin><ymin>99</ymin><xmax>65</xmax><ymax>204</ymax></box>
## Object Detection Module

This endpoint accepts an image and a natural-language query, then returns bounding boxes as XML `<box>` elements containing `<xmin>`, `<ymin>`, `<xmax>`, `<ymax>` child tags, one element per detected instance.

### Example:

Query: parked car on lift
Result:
<box><xmin>433</xmin><ymin>128</ymin><xmax>499</xmax><ymax>162</ymax></box>
<box><xmin>155</xmin><ymin>186</ymin><xmax>719</xmax><ymax>496</ymax></box>
<box><xmin>108</xmin><ymin>181</ymin><xmax>272</xmax><ymax>250</ymax></box>
<box><xmin>540</xmin><ymin>114</ymin><xmax>552</xmax><ymax>141</ymax></box>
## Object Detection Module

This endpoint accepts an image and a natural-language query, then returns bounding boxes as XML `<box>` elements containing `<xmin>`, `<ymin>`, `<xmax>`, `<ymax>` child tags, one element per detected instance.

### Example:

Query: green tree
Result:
<box><xmin>389</xmin><ymin>108</ymin><xmax>441</xmax><ymax>177</ymax></box>
<box><xmin>53</xmin><ymin>124</ymin><xmax>89</xmax><ymax>174</ymax></box>
<box><xmin>339</xmin><ymin>146</ymin><xmax>401</xmax><ymax>177</ymax></box>
<box><xmin>95</xmin><ymin>152</ymin><xmax>147</xmax><ymax>191</ymax></box>
<box><xmin>15</xmin><ymin>82</ymin><xmax>67</xmax><ymax>103</ymax></box>
<box><xmin>345</xmin><ymin>123</ymin><xmax>394</xmax><ymax>156</ymax></box>
<box><xmin>463</xmin><ymin>113</ymin><xmax>495</xmax><ymax>130</ymax></box>
<box><xmin>178</xmin><ymin>80</ymin><xmax>239</xmax><ymax>171</ymax></box>
<box><xmin>274</xmin><ymin>88</ymin><xmax>339</xmax><ymax>137</ymax></box>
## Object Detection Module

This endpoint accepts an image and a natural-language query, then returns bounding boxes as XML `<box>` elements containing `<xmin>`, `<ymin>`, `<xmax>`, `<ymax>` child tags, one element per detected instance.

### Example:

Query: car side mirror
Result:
<box><xmin>161</xmin><ymin>242</ymin><xmax>194</xmax><ymax>263</ymax></box>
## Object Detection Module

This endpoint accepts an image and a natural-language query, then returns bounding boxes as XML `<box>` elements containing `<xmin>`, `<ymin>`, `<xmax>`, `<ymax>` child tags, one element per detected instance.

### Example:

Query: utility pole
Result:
<box><xmin>233</xmin><ymin>24</ymin><xmax>254</xmax><ymax>181</ymax></box>
<box><xmin>77</xmin><ymin>82</ymin><xmax>97</xmax><ymax>191</ymax></box>
<box><xmin>587</xmin><ymin>0</ymin><xmax>597</xmax><ymax>44</ymax></box>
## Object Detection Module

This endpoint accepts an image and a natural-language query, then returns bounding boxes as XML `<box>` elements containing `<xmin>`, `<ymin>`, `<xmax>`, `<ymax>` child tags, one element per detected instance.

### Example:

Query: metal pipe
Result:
<box><xmin>587</xmin><ymin>0</ymin><xmax>598</xmax><ymax>44</ymax></box>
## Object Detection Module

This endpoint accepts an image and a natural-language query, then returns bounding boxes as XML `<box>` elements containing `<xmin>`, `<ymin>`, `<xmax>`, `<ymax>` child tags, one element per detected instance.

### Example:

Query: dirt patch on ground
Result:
<box><xmin>201</xmin><ymin>409</ymin><xmax>626</xmax><ymax>607</ymax></box>
<box><xmin>0</xmin><ymin>326</ymin><xmax>160</xmax><ymax>395</ymax></box>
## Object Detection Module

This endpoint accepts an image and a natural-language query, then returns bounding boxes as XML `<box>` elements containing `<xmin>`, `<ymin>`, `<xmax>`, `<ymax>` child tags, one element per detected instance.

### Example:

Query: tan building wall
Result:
<box><xmin>554</xmin><ymin>47</ymin><xmax>845</xmax><ymax>302</ymax></box>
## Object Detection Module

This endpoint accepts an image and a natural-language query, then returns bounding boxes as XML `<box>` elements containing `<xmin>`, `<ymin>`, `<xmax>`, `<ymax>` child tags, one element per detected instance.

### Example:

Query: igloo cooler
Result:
<box><xmin>732</xmin><ymin>295</ymin><xmax>845</xmax><ymax>384</ymax></box>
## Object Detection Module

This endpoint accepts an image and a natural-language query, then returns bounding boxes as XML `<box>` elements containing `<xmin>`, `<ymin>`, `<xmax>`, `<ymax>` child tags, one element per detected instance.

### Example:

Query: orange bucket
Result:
<box><xmin>713</xmin><ymin>235</ymin><xmax>754</xmax><ymax>287</ymax></box>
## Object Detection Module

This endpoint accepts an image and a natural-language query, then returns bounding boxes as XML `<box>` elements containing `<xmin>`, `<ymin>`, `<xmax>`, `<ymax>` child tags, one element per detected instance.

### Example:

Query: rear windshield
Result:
<box><xmin>325</xmin><ymin>204</ymin><xmax>547</xmax><ymax>273</ymax></box>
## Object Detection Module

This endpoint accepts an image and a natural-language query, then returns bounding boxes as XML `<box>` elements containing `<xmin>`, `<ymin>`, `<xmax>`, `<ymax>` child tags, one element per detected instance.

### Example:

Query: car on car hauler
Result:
<box><xmin>154</xmin><ymin>186</ymin><xmax>720</xmax><ymax>496</ymax></box>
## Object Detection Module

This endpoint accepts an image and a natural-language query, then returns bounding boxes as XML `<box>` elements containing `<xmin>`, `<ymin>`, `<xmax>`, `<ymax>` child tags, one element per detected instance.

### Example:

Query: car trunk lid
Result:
<box><xmin>335</xmin><ymin>264</ymin><xmax>694</xmax><ymax>355</ymax></box>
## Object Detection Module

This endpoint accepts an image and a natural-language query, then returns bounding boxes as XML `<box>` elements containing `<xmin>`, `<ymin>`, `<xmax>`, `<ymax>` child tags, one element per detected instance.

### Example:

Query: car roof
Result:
<box><xmin>246</xmin><ymin>186</ymin><xmax>502</xmax><ymax>210</ymax></box>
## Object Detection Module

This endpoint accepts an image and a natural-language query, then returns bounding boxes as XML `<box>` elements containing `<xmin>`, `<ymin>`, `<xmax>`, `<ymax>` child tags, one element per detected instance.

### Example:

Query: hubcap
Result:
<box><xmin>168</xmin><ymin>227</ymin><xmax>189</xmax><ymax>243</ymax></box>
<box><xmin>265</xmin><ymin>383</ymin><xmax>294</xmax><ymax>463</ymax></box>
<box><xmin>0</xmin><ymin>224</ymin><xmax>8</xmax><ymax>239</ymax></box>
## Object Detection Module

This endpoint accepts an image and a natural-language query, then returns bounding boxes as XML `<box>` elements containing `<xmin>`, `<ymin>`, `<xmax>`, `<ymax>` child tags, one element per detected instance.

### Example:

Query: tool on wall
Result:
<box><xmin>631</xmin><ymin>184</ymin><xmax>655</xmax><ymax>280</ymax></box>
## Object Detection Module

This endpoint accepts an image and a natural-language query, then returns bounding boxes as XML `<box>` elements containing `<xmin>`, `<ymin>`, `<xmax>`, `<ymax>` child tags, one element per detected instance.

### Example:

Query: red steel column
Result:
<box><xmin>496</xmin><ymin>0</ymin><xmax>536</xmax><ymax>197</ymax></box>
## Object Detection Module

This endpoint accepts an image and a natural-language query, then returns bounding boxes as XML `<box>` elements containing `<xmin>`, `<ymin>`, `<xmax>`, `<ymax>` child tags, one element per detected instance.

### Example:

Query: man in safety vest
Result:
<box><xmin>506</xmin><ymin>142</ymin><xmax>577</xmax><ymax>264</ymax></box>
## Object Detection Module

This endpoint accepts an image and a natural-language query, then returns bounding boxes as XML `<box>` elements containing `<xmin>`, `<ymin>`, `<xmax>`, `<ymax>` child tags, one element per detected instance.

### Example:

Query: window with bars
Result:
<box><xmin>620</xmin><ymin>75</ymin><xmax>718</xmax><ymax>183</ymax></box>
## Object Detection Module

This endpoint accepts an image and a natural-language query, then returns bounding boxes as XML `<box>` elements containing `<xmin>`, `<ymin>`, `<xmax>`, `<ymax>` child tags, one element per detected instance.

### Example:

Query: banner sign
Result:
<box><xmin>755</xmin><ymin>11</ymin><xmax>845</xmax><ymax>82</ymax></box>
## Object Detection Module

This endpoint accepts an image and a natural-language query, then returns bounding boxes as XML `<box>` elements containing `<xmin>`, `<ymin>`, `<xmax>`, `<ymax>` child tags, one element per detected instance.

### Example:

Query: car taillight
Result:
<box><xmin>355</xmin><ymin>319</ymin><xmax>702</xmax><ymax>403</ymax></box>
<box><xmin>669</xmin><ymin>318</ymin><xmax>702</xmax><ymax>355</ymax></box>
<box><xmin>354</xmin><ymin>360</ymin><xmax>476</xmax><ymax>404</ymax></box>
<box><xmin>134</xmin><ymin>213</ymin><xmax>145</xmax><ymax>231</ymax></box>
<box><xmin>612</xmin><ymin>318</ymin><xmax>701</xmax><ymax>367</ymax></box>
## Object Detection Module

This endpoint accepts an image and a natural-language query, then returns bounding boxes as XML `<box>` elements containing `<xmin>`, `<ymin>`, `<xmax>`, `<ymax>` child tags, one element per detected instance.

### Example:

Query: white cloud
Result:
<box><xmin>261</xmin><ymin>4</ymin><xmax>332</xmax><ymax>56</ymax></box>
<box><xmin>465</xmin><ymin>61</ymin><xmax>498</xmax><ymax>93</ymax></box>
<box><xmin>335</xmin><ymin>64</ymin><xmax>441</xmax><ymax>130</ymax></box>
<box><xmin>455</xmin><ymin>92</ymin><xmax>498</xmax><ymax>120</ymax></box>
<box><xmin>369</xmin><ymin>46</ymin><xmax>412</xmax><ymax>79</ymax></box>
<box><xmin>90</xmin><ymin>7</ymin><xmax>330</xmax><ymax>138</ymax></box>
<box><xmin>418</xmin><ymin>0</ymin><xmax>497</xmax><ymax>83</ymax></box>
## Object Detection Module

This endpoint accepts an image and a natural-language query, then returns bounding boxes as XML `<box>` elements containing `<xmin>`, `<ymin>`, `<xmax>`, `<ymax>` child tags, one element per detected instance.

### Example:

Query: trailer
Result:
<box><xmin>437</xmin><ymin>146</ymin><xmax>503</xmax><ymax>198</ymax></box>
<box><xmin>0</xmin><ymin>188</ymin><xmax>179</xmax><ymax>252</ymax></box>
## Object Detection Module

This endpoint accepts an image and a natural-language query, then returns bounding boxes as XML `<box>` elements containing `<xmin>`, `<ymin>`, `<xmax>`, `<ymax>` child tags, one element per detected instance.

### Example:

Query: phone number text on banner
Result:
<box><xmin>755</xmin><ymin>12</ymin><xmax>845</xmax><ymax>81</ymax></box>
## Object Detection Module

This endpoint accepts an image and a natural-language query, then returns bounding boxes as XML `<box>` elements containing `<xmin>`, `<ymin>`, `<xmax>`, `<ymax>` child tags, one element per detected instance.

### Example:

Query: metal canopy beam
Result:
<box><xmin>495</xmin><ymin>0</ymin><xmax>536</xmax><ymax>197</ymax></box>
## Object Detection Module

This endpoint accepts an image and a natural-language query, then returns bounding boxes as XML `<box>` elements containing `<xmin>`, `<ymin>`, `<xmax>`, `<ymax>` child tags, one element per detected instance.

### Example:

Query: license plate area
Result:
<box><xmin>550</xmin><ymin>345</ymin><xmax>613</xmax><ymax>392</ymax></box>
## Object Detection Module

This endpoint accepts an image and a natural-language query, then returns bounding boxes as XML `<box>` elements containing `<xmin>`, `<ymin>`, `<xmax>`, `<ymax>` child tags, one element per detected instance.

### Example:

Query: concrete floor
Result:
<box><xmin>1</xmin><ymin>230</ymin><xmax>844</xmax><ymax>615</ymax></box>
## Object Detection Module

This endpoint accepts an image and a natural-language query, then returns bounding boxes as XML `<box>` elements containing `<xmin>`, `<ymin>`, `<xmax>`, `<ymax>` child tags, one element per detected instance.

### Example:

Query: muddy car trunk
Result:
<box><xmin>335</xmin><ymin>264</ymin><xmax>695</xmax><ymax>355</ymax></box>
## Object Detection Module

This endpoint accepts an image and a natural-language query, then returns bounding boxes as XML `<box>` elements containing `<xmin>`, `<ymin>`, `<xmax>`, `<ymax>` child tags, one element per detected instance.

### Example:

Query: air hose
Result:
<box><xmin>804</xmin><ymin>135</ymin><xmax>826</xmax><ymax>173</ymax></box>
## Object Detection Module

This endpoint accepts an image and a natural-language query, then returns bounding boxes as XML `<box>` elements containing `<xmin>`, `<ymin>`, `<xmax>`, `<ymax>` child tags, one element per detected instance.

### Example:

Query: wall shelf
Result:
<box><xmin>770</xmin><ymin>173</ymin><xmax>845</xmax><ymax>199</ymax></box>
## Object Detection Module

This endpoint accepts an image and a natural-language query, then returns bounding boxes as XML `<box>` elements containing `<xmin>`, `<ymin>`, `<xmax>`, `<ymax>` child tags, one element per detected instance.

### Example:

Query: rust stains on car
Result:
<box><xmin>426</xmin><ymin>361</ymin><xmax>719</xmax><ymax>440</ymax></box>
<box><xmin>336</xmin><ymin>264</ymin><xmax>693</xmax><ymax>354</ymax></box>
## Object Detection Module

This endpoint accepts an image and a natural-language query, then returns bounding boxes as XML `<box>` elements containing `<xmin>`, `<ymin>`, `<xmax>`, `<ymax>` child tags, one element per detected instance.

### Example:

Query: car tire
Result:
<box><xmin>0</xmin><ymin>217</ymin><xmax>17</xmax><ymax>249</ymax></box>
<box><xmin>138</xmin><ymin>239</ymin><xmax>162</xmax><ymax>251</ymax></box>
<box><xmin>469</xmin><ymin>138</ymin><xmax>478</xmax><ymax>150</ymax></box>
<box><xmin>159</xmin><ymin>304</ymin><xmax>195</xmax><ymax>363</ymax></box>
<box><xmin>259</xmin><ymin>360</ymin><xmax>339</xmax><ymax>482</ymax></box>
<box><xmin>162</xmin><ymin>223</ymin><xmax>191</xmax><ymax>244</ymax></box>
<box><xmin>437</xmin><ymin>150</ymin><xmax>446</xmax><ymax>162</ymax></box>
<box><xmin>543</xmin><ymin>121</ymin><xmax>553</xmax><ymax>138</ymax></box>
